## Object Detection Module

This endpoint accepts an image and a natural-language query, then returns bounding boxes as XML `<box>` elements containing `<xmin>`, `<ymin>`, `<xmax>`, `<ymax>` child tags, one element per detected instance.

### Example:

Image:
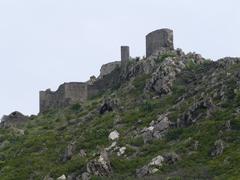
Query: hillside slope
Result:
<box><xmin>1</xmin><ymin>50</ymin><xmax>240</xmax><ymax>180</ymax></box>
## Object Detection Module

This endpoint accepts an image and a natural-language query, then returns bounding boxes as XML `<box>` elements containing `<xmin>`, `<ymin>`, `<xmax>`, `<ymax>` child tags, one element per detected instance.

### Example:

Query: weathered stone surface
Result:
<box><xmin>121</xmin><ymin>46</ymin><xmax>130</xmax><ymax>63</ymax></box>
<box><xmin>57</xmin><ymin>174</ymin><xmax>66</xmax><ymax>180</ymax></box>
<box><xmin>62</xmin><ymin>142</ymin><xmax>76</xmax><ymax>162</ymax></box>
<box><xmin>117</xmin><ymin>147</ymin><xmax>126</xmax><ymax>156</ymax></box>
<box><xmin>225</xmin><ymin>120</ymin><xmax>231</xmax><ymax>131</ymax></box>
<box><xmin>149</xmin><ymin>155</ymin><xmax>164</xmax><ymax>167</ymax></box>
<box><xmin>105</xmin><ymin>141</ymin><xmax>117</xmax><ymax>151</ymax></box>
<box><xmin>99</xmin><ymin>102</ymin><xmax>113</xmax><ymax>115</ymax></box>
<box><xmin>0</xmin><ymin>111</ymin><xmax>28</xmax><ymax>128</ymax></box>
<box><xmin>136</xmin><ymin>165</ymin><xmax>149</xmax><ymax>177</ymax></box>
<box><xmin>163</xmin><ymin>152</ymin><xmax>180</xmax><ymax>165</ymax></box>
<box><xmin>99</xmin><ymin>61</ymin><xmax>121</xmax><ymax>79</ymax></box>
<box><xmin>136</xmin><ymin>155</ymin><xmax>165</xmax><ymax>177</ymax></box>
<box><xmin>40</xmin><ymin>83</ymin><xmax>88</xmax><ymax>113</ymax></box>
<box><xmin>0</xmin><ymin>140</ymin><xmax>10</xmax><ymax>150</ymax></box>
<box><xmin>79</xmin><ymin>149</ymin><xmax>87</xmax><ymax>157</ymax></box>
<box><xmin>211</xmin><ymin>139</ymin><xmax>224</xmax><ymax>157</ymax></box>
<box><xmin>146</xmin><ymin>29</ymin><xmax>174</xmax><ymax>57</ymax></box>
<box><xmin>108</xmin><ymin>130</ymin><xmax>120</xmax><ymax>141</ymax></box>
<box><xmin>87</xmin><ymin>150</ymin><xmax>112</xmax><ymax>177</ymax></box>
<box><xmin>81</xmin><ymin>172</ymin><xmax>91</xmax><ymax>180</ymax></box>
<box><xmin>178</xmin><ymin>98</ymin><xmax>215</xmax><ymax>127</ymax></box>
<box><xmin>141</xmin><ymin>113</ymin><xmax>171</xmax><ymax>143</ymax></box>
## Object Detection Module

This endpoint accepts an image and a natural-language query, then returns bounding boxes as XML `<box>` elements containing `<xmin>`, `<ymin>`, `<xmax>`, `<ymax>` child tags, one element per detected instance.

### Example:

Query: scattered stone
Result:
<box><xmin>57</xmin><ymin>174</ymin><xmax>66</xmax><ymax>180</ymax></box>
<box><xmin>211</xmin><ymin>139</ymin><xmax>224</xmax><ymax>157</ymax></box>
<box><xmin>136</xmin><ymin>155</ymin><xmax>165</xmax><ymax>177</ymax></box>
<box><xmin>225</xmin><ymin>120</ymin><xmax>231</xmax><ymax>131</ymax></box>
<box><xmin>117</xmin><ymin>147</ymin><xmax>126</xmax><ymax>156</ymax></box>
<box><xmin>105</xmin><ymin>142</ymin><xmax>117</xmax><ymax>151</ymax></box>
<box><xmin>79</xmin><ymin>149</ymin><xmax>87</xmax><ymax>157</ymax></box>
<box><xmin>108</xmin><ymin>130</ymin><xmax>120</xmax><ymax>141</ymax></box>
<box><xmin>149</xmin><ymin>155</ymin><xmax>164</xmax><ymax>167</ymax></box>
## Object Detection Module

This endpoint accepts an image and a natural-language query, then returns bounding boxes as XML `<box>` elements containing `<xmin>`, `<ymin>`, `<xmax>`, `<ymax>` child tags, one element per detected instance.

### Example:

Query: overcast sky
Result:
<box><xmin>0</xmin><ymin>0</ymin><xmax>239</xmax><ymax>117</ymax></box>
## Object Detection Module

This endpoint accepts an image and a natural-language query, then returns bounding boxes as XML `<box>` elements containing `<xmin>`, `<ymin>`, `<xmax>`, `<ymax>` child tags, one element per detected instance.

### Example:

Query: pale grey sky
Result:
<box><xmin>0</xmin><ymin>0</ymin><xmax>239</xmax><ymax>117</ymax></box>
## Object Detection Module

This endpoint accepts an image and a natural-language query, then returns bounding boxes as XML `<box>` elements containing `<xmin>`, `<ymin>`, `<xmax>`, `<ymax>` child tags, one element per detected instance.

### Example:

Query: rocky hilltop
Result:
<box><xmin>1</xmin><ymin>29</ymin><xmax>240</xmax><ymax>180</ymax></box>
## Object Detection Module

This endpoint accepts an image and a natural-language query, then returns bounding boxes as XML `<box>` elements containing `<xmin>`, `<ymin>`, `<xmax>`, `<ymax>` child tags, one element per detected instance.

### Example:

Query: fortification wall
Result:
<box><xmin>64</xmin><ymin>82</ymin><xmax>88</xmax><ymax>103</ymax></box>
<box><xmin>39</xmin><ymin>82</ymin><xmax>88</xmax><ymax>113</ymax></box>
<box><xmin>39</xmin><ymin>29</ymin><xmax>175</xmax><ymax>113</ymax></box>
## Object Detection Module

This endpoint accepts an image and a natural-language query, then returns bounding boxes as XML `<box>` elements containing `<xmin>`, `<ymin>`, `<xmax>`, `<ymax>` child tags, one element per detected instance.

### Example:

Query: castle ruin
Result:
<box><xmin>121</xmin><ymin>46</ymin><xmax>130</xmax><ymax>64</ymax></box>
<box><xmin>146</xmin><ymin>28</ymin><xmax>174</xmax><ymax>57</ymax></box>
<box><xmin>39</xmin><ymin>28</ymin><xmax>174</xmax><ymax>113</ymax></box>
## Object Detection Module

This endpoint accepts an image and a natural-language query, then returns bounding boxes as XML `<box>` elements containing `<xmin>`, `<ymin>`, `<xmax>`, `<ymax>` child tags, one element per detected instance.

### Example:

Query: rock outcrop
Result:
<box><xmin>99</xmin><ymin>61</ymin><xmax>121</xmax><ymax>79</ymax></box>
<box><xmin>0</xmin><ymin>111</ymin><xmax>28</xmax><ymax>128</ymax></box>
<box><xmin>86</xmin><ymin>150</ymin><xmax>112</xmax><ymax>177</ymax></box>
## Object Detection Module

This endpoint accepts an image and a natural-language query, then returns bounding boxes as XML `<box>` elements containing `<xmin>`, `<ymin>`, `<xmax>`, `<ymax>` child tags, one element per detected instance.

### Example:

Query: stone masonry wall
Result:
<box><xmin>40</xmin><ymin>82</ymin><xmax>88</xmax><ymax>113</ymax></box>
<box><xmin>146</xmin><ymin>28</ymin><xmax>174</xmax><ymax>57</ymax></box>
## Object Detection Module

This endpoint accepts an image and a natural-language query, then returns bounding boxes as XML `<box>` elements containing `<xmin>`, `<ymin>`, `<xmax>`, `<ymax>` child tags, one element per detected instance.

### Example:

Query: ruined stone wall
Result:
<box><xmin>146</xmin><ymin>29</ymin><xmax>174</xmax><ymax>57</ymax></box>
<box><xmin>39</xmin><ymin>83</ymin><xmax>88</xmax><ymax>113</ymax></box>
<box><xmin>39</xmin><ymin>29</ymin><xmax>175</xmax><ymax>113</ymax></box>
<box><xmin>64</xmin><ymin>82</ymin><xmax>88</xmax><ymax>103</ymax></box>
<box><xmin>88</xmin><ymin>67</ymin><xmax>121</xmax><ymax>98</ymax></box>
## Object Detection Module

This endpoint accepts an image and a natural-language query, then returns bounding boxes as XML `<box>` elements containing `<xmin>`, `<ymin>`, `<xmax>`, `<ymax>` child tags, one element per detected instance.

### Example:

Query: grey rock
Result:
<box><xmin>163</xmin><ymin>152</ymin><xmax>180</xmax><ymax>165</ymax></box>
<box><xmin>62</xmin><ymin>142</ymin><xmax>76</xmax><ymax>162</ymax></box>
<box><xmin>79</xmin><ymin>149</ymin><xmax>87</xmax><ymax>157</ymax></box>
<box><xmin>81</xmin><ymin>172</ymin><xmax>91</xmax><ymax>180</ymax></box>
<box><xmin>136</xmin><ymin>165</ymin><xmax>149</xmax><ymax>178</ymax></box>
<box><xmin>211</xmin><ymin>139</ymin><xmax>224</xmax><ymax>157</ymax></box>
<box><xmin>43</xmin><ymin>175</ymin><xmax>54</xmax><ymax>180</ymax></box>
<box><xmin>141</xmin><ymin>113</ymin><xmax>171</xmax><ymax>143</ymax></box>
<box><xmin>225</xmin><ymin>120</ymin><xmax>231</xmax><ymax>131</ymax></box>
<box><xmin>99</xmin><ymin>61</ymin><xmax>121</xmax><ymax>79</ymax></box>
<box><xmin>0</xmin><ymin>111</ymin><xmax>28</xmax><ymax>128</ymax></box>
<box><xmin>179</xmin><ymin>98</ymin><xmax>215</xmax><ymax>127</ymax></box>
<box><xmin>87</xmin><ymin>150</ymin><xmax>112</xmax><ymax>177</ymax></box>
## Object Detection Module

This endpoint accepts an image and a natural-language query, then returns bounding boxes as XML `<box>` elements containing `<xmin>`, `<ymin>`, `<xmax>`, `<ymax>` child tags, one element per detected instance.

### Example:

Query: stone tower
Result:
<box><xmin>146</xmin><ymin>28</ymin><xmax>174</xmax><ymax>57</ymax></box>
<box><xmin>121</xmin><ymin>46</ymin><xmax>130</xmax><ymax>64</ymax></box>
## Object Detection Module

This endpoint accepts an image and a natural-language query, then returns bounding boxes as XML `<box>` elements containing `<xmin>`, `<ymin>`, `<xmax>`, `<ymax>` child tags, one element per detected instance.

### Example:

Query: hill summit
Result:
<box><xmin>1</xmin><ymin>29</ymin><xmax>240</xmax><ymax>180</ymax></box>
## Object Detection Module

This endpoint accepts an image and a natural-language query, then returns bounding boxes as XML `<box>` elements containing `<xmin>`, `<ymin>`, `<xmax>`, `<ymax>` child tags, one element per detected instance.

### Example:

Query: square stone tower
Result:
<box><xmin>121</xmin><ymin>46</ymin><xmax>130</xmax><ymax>63</ymax></box>
<box><xmin>146</xmin><ymin>28</ymin><xmax>174</xmax><ymax>57</ymax></box>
